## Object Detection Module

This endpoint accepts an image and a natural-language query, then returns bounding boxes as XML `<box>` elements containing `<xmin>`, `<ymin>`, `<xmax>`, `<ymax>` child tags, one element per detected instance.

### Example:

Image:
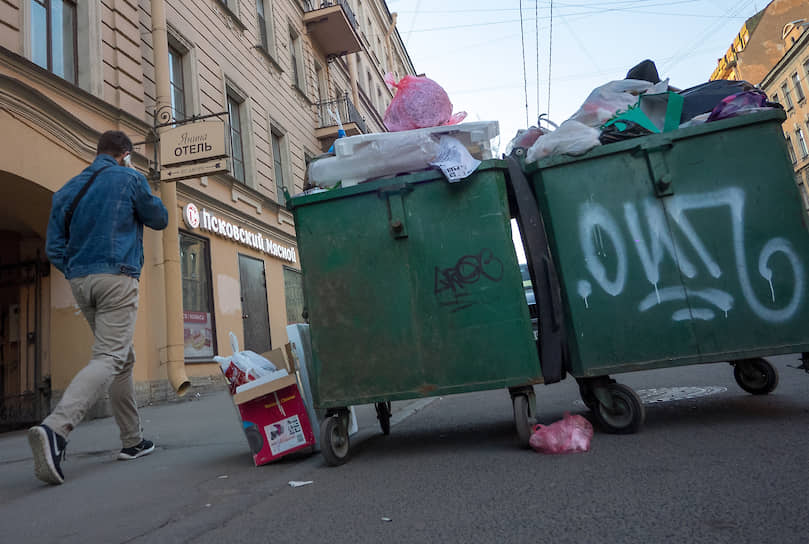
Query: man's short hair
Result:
<box><xmin>97</xmin><ymin>131</ymin><xmax>133</xmax><ymax>157</ymax></box>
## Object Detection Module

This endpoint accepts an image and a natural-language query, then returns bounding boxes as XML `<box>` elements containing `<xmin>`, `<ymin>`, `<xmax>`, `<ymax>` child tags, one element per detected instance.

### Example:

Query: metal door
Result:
<box><xmin>238</xmin><ymin>254</ymin><xmax>271</xmax><ymax>353</ymax></box>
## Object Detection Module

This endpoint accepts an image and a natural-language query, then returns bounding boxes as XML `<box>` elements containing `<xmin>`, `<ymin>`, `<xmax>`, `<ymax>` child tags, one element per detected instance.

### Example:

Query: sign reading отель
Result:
<box><xmin>183</xmin><ymin>203</ymin><xmax>296</xmax><ymax>263</ymax></box>
<box><xmin>160</xmin><ymin>121</ymin><xmax>227</xmax><ymax>167</ymax></box>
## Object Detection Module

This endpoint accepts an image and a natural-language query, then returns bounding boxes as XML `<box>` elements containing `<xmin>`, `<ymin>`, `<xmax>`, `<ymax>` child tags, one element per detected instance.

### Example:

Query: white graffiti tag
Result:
<box><xmin>577</xmin><ymin>187</ymin><xmax>805</xmax><ymax>323</ymax></box>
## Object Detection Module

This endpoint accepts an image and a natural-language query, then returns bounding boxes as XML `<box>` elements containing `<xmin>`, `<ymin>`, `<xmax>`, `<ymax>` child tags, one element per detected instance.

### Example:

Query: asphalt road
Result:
<box><xmin>1</xmin><ymin>354</ymin><xmax>807</xmax><ymax>543</ymax></box>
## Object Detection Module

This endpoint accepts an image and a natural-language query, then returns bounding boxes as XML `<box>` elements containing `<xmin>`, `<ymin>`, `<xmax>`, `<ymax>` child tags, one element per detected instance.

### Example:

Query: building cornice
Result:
<box><xmin>0</xmin><ymin>46</ymin><xmax>151</xmax><ymax>136</ymax></box>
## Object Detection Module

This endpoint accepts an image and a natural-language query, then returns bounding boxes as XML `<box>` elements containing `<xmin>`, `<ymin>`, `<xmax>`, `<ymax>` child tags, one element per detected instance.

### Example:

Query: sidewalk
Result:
<box><xmin>0</xmin><ymin>389</ymin><xmax>434</xmax><ymax>543</ymax></box>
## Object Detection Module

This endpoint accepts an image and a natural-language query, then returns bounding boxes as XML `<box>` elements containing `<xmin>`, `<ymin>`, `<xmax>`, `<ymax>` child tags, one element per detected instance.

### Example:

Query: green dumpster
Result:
<box><xmin>288</xmin><ymin>160</ymin><xmax>542</xmax><ymax>464</ymax></box>
<box><xmin>522</xmin><ymin>109</ymin><xmax>809</xmax><ymax>432</ymax></box>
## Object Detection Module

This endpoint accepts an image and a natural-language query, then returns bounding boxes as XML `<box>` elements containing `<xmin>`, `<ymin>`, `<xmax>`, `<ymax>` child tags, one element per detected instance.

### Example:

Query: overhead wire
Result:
<box><xmin>548</xmin><ymin>0</ymin><xmax>554</xmax><ymax>119</ymax></box>
<box><xmin>536</xmin><ymin>0</ymin><xmax>541</xmax><ymax>122</ymax></box>
<box><xmin>519</xmin><ymin>0</ymin><xmax>530</xmax><ymax>127</ymax></box>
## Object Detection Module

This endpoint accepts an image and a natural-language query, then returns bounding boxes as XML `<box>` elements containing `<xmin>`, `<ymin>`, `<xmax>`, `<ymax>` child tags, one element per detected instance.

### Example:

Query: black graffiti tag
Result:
<box><xmin>434</xmin><ymin>249</ymin><xmax>504</xmax><ymax>312</ymax></box>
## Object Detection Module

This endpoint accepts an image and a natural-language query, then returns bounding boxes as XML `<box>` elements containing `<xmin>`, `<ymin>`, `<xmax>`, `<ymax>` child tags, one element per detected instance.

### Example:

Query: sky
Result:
<box><xmin>386</xmin><ymin>0</ymin><xmax>768</xmax><ymax>151</ymax></box>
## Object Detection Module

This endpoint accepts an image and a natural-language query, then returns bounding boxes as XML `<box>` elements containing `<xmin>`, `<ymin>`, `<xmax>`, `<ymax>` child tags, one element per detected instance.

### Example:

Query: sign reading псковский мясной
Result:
<box><xmin>183</xmin><ymin>203</ymin><xmax>296</xmax><ymax>263</ymax></box>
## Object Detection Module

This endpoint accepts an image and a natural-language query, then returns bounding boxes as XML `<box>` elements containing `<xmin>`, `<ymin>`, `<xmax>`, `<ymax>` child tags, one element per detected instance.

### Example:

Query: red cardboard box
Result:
<box><xmin>236</xmin><ymin>382</ymin><xmax>315</xmax><ymax>465</ymax></box>
<box><xmin>225</xmin><ymin>344</ymin><xmax>315</xmax><ymax>466</ymax></box>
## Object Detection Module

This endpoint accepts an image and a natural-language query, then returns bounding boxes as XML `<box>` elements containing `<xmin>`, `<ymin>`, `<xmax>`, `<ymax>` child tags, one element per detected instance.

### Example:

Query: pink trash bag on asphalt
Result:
<box><xmin>383</xmin><ymin>73</ymin><xmax>467</xmax><ymax>132</ymax></box>
<box><xmin>529</xmin><ymin>413</ymin><xmax>594</xmax><ymax>454</ymax></box>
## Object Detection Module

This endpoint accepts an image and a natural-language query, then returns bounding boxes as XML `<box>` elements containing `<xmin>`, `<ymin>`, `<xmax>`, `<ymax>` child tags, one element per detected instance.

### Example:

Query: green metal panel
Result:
<box><xmin>528</xmin><ymin>110</ymin><xmax>809</xmax><ymax>377</ymax></box>
<box><xmin>290</xmin><ymin>161</ymin><xmax>541</xmax><ymax>408</ymax></box>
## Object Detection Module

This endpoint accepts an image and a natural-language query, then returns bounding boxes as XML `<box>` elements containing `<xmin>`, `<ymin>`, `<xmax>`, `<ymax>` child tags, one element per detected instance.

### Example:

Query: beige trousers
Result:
<box><xmin>43</xmin><ymin>274</ymin><xmax>142</xmax><ymax>448</ymax></box>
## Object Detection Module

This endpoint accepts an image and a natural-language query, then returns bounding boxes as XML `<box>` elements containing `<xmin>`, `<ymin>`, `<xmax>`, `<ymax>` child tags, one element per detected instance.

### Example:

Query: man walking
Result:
<box><xmin>29</xmin><ymin>131</ymin><xmax>168</xmax><ymax>485</ymax></box>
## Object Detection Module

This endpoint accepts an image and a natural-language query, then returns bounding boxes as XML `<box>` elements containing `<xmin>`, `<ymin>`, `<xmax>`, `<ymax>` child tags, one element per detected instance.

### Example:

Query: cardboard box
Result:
<box><xmin>223</xmin><ymin>343</ymin><xmax>315</xmax><ymax>466</ymax></box>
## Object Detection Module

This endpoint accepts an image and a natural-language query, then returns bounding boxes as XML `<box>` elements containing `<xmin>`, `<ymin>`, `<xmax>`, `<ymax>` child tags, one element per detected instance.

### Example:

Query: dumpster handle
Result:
<box><xmin>505</xmin><ymin>156</ymin><xmax>568</xmax><ymax>384</ymax></box>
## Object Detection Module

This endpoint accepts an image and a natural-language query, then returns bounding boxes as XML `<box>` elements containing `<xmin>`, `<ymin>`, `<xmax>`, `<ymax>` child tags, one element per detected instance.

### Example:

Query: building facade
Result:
<box><xmin>710</xmin><ymin>0</ymin><xmax>808</xmax><ymax>84</ymax></box>
<box><xmin>0</xmin><ymin>0</ymin><xmax>415</xmax><ymax>431</ymax></box>
<box><xmin>760</xmin><ymin>20</ymin><xmax>809</xmax><ymax>211</ymax></box>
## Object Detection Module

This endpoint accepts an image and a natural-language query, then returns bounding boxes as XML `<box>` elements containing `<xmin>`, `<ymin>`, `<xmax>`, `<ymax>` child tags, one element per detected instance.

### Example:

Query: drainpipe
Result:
<box><xmin>348</xmin><ymin>53</ymin><xmax>360</xmax><ymax>111</ymax></box>
<box><xmin>151</xmin><ymin>0</ymin><xmax>190</xmax><ymax>396</ymax></box>
<box><xmin>384</xmin><ymin>13</ymin><xmax>397</xmax><ymax>74</ymax></box>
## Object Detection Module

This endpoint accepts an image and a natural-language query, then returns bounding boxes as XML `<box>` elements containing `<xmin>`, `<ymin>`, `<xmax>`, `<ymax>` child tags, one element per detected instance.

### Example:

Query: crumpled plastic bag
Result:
<box><xmin>526</xmin><ymin>79</ymin><xmax>663</xmax><ymax>162</ymax></box>
<box><xmin>214</xmin><ymin>332</ymin><xmax>279</xmax><ymax>394</ymax></box>
<box><xmin>570</xmin><ymin>79</ymin><xmax>658</xmax><ymax>127</ymax></box>
<box><xmin>706</xmin><ymin>90</ymin><xmax>780</xmax><ymax>122</ymax></box>
<box><xmin>526</xmin><ymin>120</ymin><xmax>601</xmax><ymax>162</ymax></box>
<box><xmin>383</xmin><ymin>73</ymin><xmax>466</xmax><ymax>132</ymax></box>
<box><xmin>529</xmin><ymin>412</ymin><xmax>594</xmax><ymax>454</ymax></box>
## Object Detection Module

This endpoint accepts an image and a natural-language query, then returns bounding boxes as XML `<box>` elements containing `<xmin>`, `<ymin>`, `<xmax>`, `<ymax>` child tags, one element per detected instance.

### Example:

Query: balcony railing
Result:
<box><xmin>303</xmin><ymin>0</ymin><xmax>358</xmax><ymax>30</ymax></box>
<box><xmin>317</xmin><ymin>93</ymin><xmax>368</xmax><ymax>135</ymax></box>
<box><xmin>302</xmin><ymin>0</ymin><xmax>362</xmax><ymax>58</ymax></box>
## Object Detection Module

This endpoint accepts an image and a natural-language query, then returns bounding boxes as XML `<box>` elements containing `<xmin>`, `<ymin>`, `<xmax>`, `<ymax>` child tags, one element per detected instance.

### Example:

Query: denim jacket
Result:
<box><xmin>46</xmin><ymin>154</ymin><xmax>169</xmax><ymax>279</ymax></box>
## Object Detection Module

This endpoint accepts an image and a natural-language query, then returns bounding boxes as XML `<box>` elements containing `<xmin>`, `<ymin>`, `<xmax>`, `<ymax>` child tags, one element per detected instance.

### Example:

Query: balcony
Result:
<box><xmin>302</xmin><ymin>0</ymin><xmax>362</xmax><ymax>59</ymax></box>
<box><xmin>315</xmin><ymin>94</ymin><xmax>368</xmax><ymax>144</ymax></box>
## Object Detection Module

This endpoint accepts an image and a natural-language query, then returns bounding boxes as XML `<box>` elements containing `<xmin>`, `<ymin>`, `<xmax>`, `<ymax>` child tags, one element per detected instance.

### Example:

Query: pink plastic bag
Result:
<box><xmin>529</xmin><ymin>413</ymin><xmax>594</xmax><ymax>454</ymax></box>
<box><xmin>383</xmin><ymin>73</ymin><xmax>467</xmax><ymax>132</ymax></box>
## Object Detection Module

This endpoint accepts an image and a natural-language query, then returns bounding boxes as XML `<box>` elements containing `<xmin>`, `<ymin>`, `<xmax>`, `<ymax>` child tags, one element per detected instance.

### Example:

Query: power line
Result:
<box><xmin>536</xmin><ymin>0</ymin><xmax>541</xmax><ymax>122</ymax></box>
<box><xmin>520</xmin><ymin>0</ymin><xmax>530</xmax><ymax>127</ymax></box>
<box><xmin>548</xmin><ymin>0</ymin><xmax>554</xmax><ymax>118</ymax></box>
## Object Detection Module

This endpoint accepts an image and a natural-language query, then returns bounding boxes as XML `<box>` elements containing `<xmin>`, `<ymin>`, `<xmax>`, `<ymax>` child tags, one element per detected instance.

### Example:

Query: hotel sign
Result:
<box><xmin>160</xmin><ymin>121</ymin><xmax>227</xmax><ymax>167</ymax></box>
<box><xmin>183</xmin><ymin>203</ymin><xmax>297</xmax><ymax>263</ymax></box>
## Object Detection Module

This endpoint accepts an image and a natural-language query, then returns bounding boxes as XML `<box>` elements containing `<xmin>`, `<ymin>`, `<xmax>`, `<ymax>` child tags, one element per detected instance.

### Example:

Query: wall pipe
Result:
<box><xmin>150</xmin><ymin>0</ymin><xmax>190</xmax><ymax>396</ymax></box>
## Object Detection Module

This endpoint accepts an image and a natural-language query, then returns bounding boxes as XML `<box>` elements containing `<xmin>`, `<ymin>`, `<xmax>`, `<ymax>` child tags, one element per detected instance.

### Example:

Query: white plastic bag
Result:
<box><xmin>570</xmin><ymin>79</ymin><xmax>657</xmax><ymax>127</ymax></box>
<box><xmin>216</xmin><ymin>332</ymin><xmax>279</xmax><ymax>393</ymax></box>
<box><xmin>526</xmin><ymin>120</ymin><xmax>601</xmax><ymax>162</ymax></box>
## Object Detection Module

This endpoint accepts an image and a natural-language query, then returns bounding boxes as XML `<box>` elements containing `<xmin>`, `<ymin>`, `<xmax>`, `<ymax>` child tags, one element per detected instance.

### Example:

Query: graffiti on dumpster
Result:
<box><xmin>435</xmin><ymin>249</ymin><xmax>504</xmax><ymax>312</ymax></box>
<box><xmin>575</xmin><ymin>187</ymin><xmax>805</xmax><ymax>323</ymax></box>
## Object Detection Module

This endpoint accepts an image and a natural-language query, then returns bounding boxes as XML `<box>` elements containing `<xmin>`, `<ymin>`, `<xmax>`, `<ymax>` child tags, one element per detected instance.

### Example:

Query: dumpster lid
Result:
<box><xmin>287</xmin><ymin>159</ymin><xmax>507</xmax><ymax>208</ymax></box>
<box><xmin>523</xmin><ymin>109</ymin><xmax>787</xmax><ymax>174</ymax></box>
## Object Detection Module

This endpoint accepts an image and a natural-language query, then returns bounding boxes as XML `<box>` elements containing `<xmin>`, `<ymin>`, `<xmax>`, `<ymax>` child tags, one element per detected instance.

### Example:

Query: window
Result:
<box><xmin>283</xmin><ymin>267</ymin><xmax>306</xmax><ymax>324</ymax></box>
<box><xmin>367</xmin><ymin>70</ymin><xmax>372</xmax><ymax>98</ymax></box>
<box><xmin>798</xmin><ymin>128</ymin><xmax>809</xmax><ymax>158</ymax></box>
<box><xmin>377</xmin><ymin>87</ymin><xmax>383</xmax><ymax>113</ymax></box>
<box><xmin>168</xmin><ymin>45</ymin><xmax>186</xmax><ymax>122</ymax></box>
<box><xmin>180</xmin><ymin>233</ymin><xmax>216</xmax><ymax>360</ymax></box>
<box><xmin>772</xmin><ymin>92</ymin><xmax>779</xmax><ymax>104</ymax></box>
<box><xmin>315</xmin><ymin>61</ymin><xmax>328</xmax><ymax>103</ymax></box>
<box><xmin>786</xmin><ymin>135</ymin><xmax>797</xmax><ymax>164</ymax></box>
<box><xmin>289</xmin><ymin>28</ymin><xmax>305</xmax><ymax>91</ymax></box>
<box><xmin>270</xmin><ymin>127</ymin><xmax>288</xmax><ymax>199</ymax></box>
<box><xmin>227</xmin><ymin>90</ymin><xmax>246</xmax><ymax>182</ymax></box>
<box><xmin>782</xmin><ymin>82</ymin><xmax>794</xmax><ymax>109</ymax></box>
<box><xmin>31</xmin><ymin>0</ymin><xmax>77</xmax><ymax>84</ymax></box>
<box><xmin>792</xmin><ymin>72</ymin><xmax>805</xmax><ymax>102</ymax></box>
<box><xmin>255</xmin><ymin>0</ymin><xmax>276</xmax><ymax>56</ymax></box>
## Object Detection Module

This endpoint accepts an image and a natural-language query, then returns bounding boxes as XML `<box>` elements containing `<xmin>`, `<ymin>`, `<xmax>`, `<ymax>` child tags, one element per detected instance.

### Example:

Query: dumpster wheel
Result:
<box><xmin>320</xmin><ymin>414</ymin><xmax>351</xmax><ymax>466</ymax></box>
<box><xmin>592</xmin><ymin>383</ymin><xmax>645</xmax><ymax>434</ymax></box>
<box><xmin>733</xmin><ymin>358</ymin><xmax>779</xmax><ymax>395</ymax></box>
<box><xmin>512</xmin><ymin>392</ymin><xmax>536</xmax><ymax>446</ymax></box>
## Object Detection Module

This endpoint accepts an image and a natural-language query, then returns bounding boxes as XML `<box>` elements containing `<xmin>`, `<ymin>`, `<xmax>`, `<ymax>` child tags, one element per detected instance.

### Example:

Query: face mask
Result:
<box><xmin>123</xmin><ymin>153</ymin><xmax>132</xmax><ymax>168</ymax></box>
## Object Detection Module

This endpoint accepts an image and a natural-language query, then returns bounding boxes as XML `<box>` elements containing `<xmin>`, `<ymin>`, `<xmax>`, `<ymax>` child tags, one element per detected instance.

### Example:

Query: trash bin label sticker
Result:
<box><xmin>267</xmin><ymin>415</ymin><xmax>306</xmax><ymax>456</ymax></box>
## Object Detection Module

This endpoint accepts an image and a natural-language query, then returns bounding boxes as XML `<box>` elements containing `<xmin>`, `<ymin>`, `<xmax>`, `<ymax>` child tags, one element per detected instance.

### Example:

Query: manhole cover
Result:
<box><xmin>574</xmin><ymin>386</ymin><xmax>727</xmax><ymax>407</ymax></box>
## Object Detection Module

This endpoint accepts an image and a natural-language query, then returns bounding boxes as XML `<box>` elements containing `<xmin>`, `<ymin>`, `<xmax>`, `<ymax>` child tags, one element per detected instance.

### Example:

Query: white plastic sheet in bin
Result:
<box><xmin>286</xmin><ymin>324</ymin><xmax>358</xmax><ymax>452</ymax></box>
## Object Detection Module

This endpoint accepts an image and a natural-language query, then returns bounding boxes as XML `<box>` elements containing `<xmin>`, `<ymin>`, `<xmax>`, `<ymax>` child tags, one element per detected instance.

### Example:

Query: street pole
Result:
<box><xmin>151</xmin><ymin>0</ymin><xmax>190</xmax><ymax>396</ymax></box>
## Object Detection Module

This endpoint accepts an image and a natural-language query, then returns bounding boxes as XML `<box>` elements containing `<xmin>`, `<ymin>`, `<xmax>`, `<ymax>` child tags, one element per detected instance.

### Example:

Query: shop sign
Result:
<box><xmin>160</xmin><ymin>121</ymin><xmax>227</xmax><ymax>167</ymax></box>
<box><xmin>183</xmin><ymin>203</ymin><xmax>297</xmax><ymax>263</ymax></box>
<box><xmin>160</xmin><ymin>157</ymin><xmax>229</xmax><ymax>182</ymax></box>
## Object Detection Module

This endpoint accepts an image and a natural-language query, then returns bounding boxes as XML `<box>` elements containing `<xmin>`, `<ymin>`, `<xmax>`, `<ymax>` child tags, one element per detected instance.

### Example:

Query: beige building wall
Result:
<box><xmin>0</xmin><ymin>0</ymin><xmax>416</xmax><ymax>429</ymax></box>
<box><xmin>761</xmin><ymin>23</ymin><xmax>809</xmax><ymax>212</ymax></box>
<box><xmin>711</xmin><ymin>0</ymin><xmax>809</xmax><ymax>84</ymax></box>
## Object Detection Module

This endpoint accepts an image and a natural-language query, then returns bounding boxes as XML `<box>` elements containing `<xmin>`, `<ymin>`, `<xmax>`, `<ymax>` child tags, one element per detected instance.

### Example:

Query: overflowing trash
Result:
<box><xmin>520</xmin><ymin>59</ymin><xmax>783</xmax><ymax>164</ymax></box>
<box><xmin>302</xmin><ymin>121</ymin><xmax>499</xmax><ymax>190</ymax></box>
<box><xmin>214</xmin><ymin>332</ymin><xmax>288</xmax><ymax>395</ymax></box>
<box><xmin>295</xmin><ymin>75</ymin><xmax>491</xmax><ymax>194</ymax></box>
<box><xmin>383</xmin><ymin>73</ymin><xmax>466</xmax><ymax>132</ymax></box>
<box><xmin>529</xmin><ymin>413</ymin><xmax>594</xmax><ymax>454</ymax></box>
